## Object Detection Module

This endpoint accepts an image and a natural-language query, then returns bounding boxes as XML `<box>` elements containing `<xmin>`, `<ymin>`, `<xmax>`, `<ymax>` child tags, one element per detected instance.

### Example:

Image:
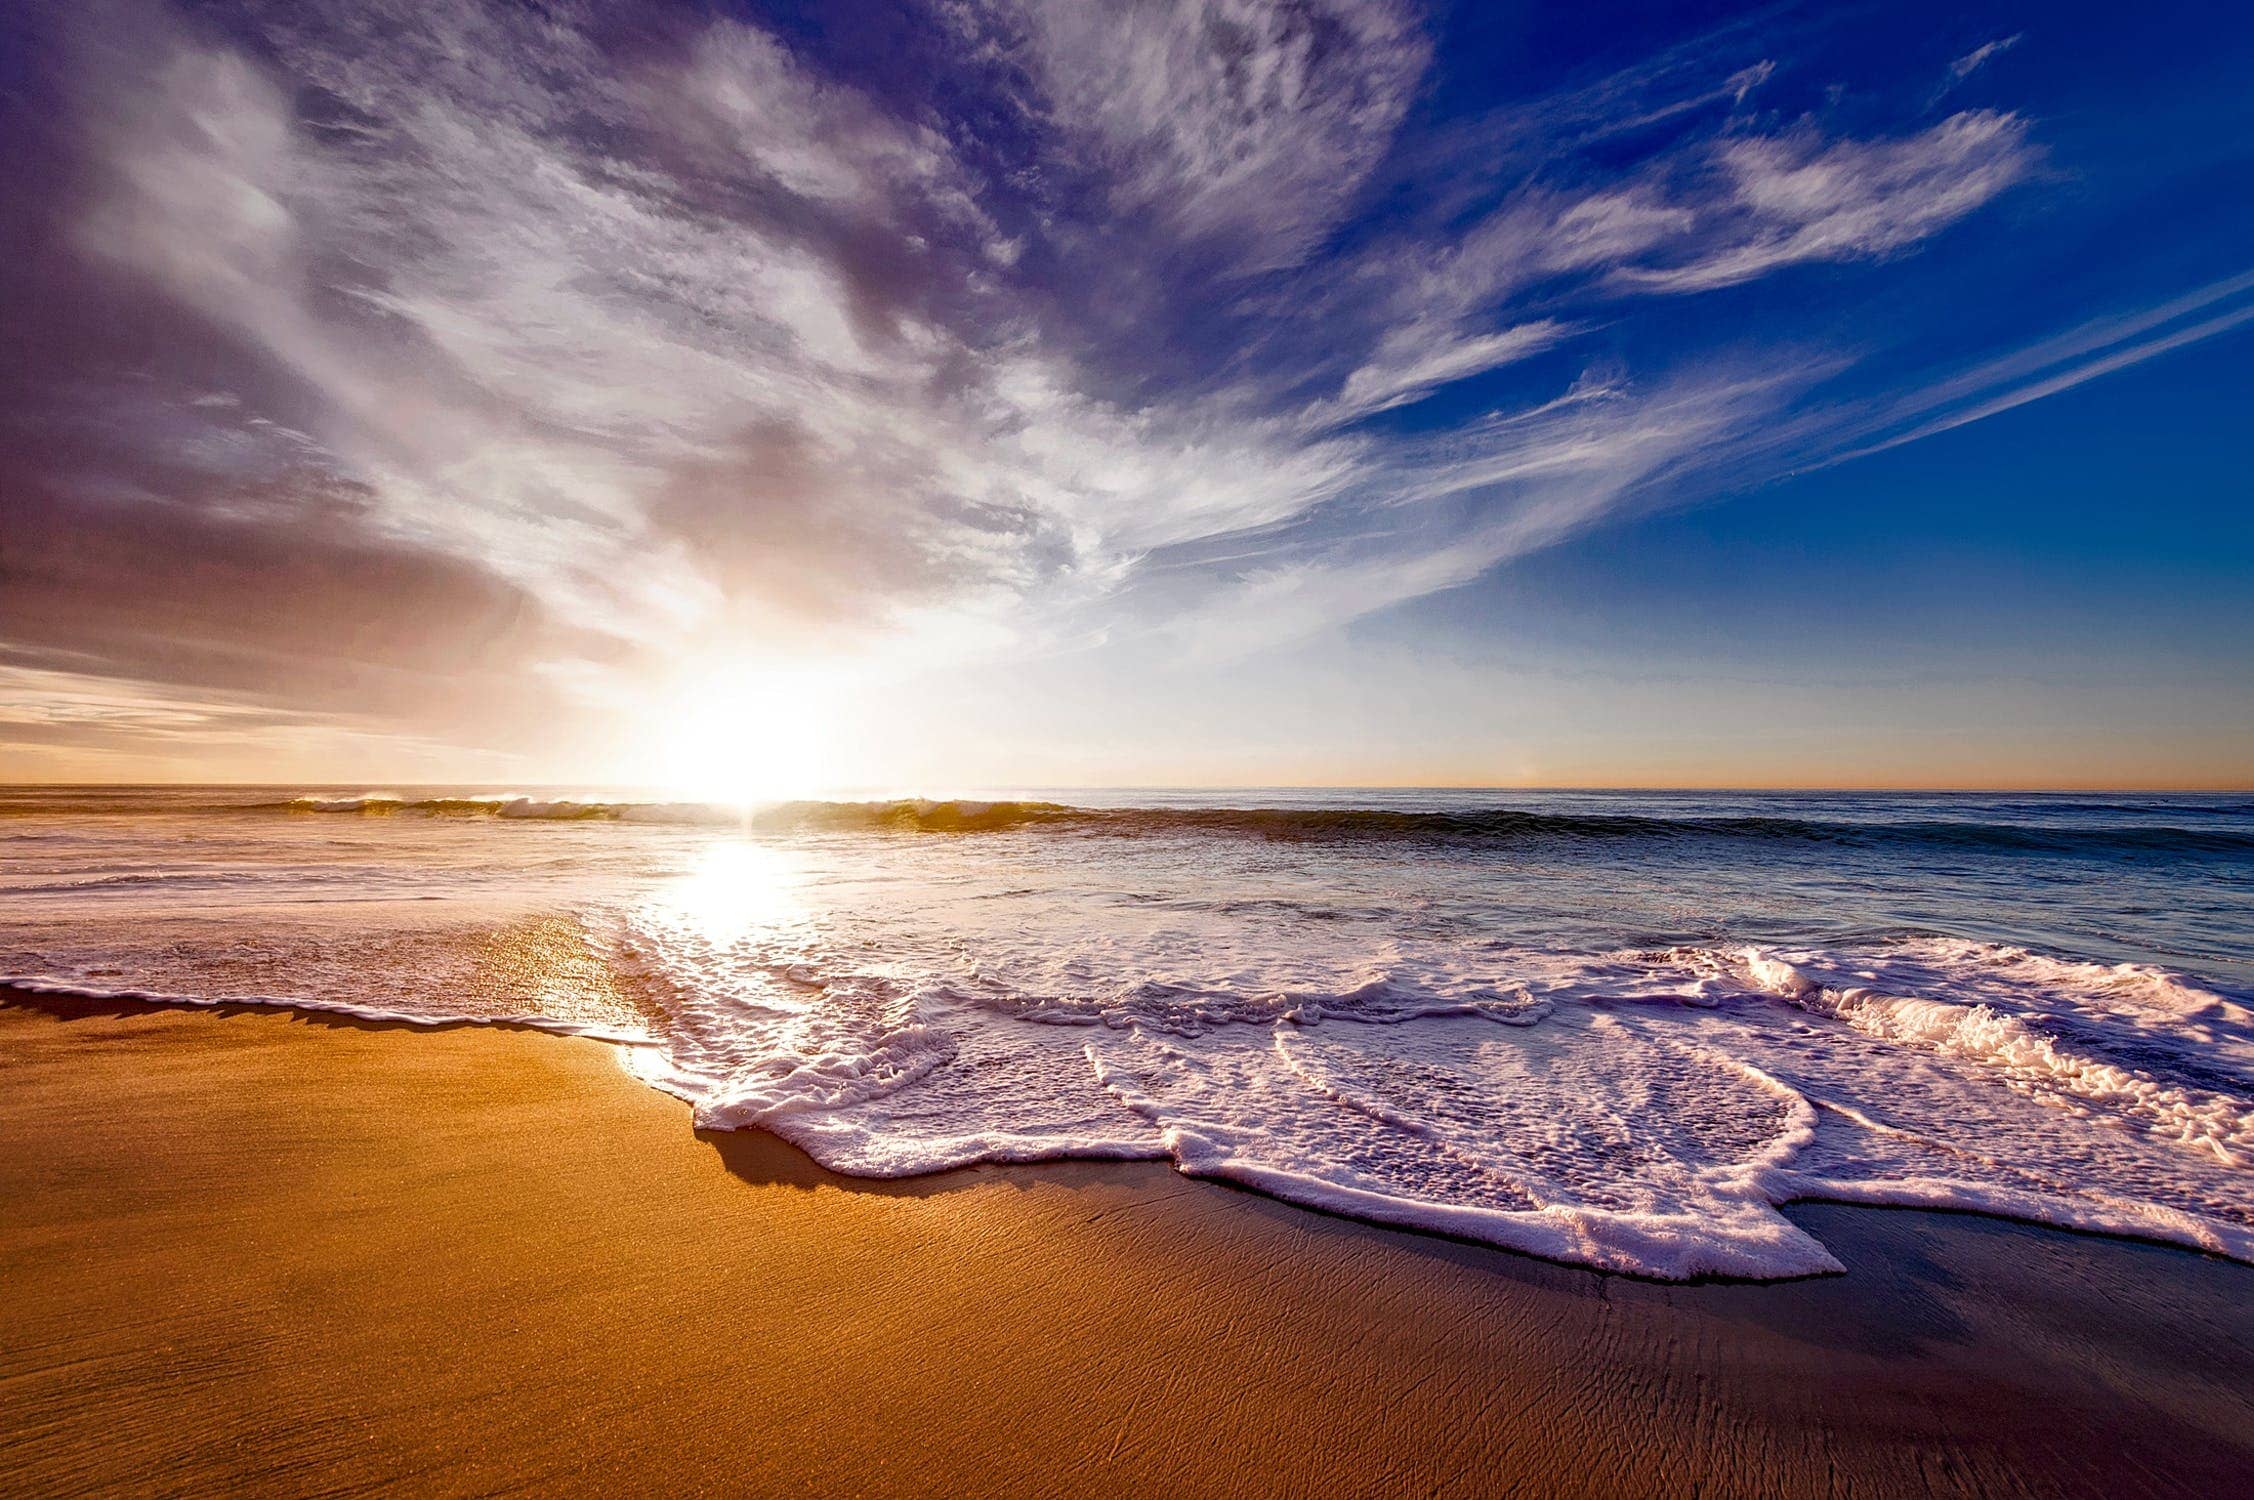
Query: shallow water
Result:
<box><xmin>4</xmin><ymin>785</ymin><xmax>2250</xmax><ymax>1279</ymax></box>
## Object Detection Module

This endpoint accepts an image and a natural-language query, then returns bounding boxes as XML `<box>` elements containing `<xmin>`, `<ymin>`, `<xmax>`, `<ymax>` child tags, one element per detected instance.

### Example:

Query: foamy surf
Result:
<box><xmin>4</xmin><ymin>786</ymin><xmax>2250</xmax><ymax>1279</ymax></box>
<box><xmin>16</xmin><ymin>928</ymin><xmax>2246</xmax><ymax>1280</ymax></box>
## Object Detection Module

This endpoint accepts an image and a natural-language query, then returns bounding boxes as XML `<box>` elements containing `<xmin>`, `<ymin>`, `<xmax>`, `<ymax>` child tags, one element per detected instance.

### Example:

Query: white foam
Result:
<box><xmin>9</xmin><ymin>806</ymin><xmax>2251</xmax><ymax>1282</ymax></box>
<box><xmin>1085</xmin><ymin>1016</ymin><xmax>1840</xmax><ymax>1279</ymax></box>
<box><xmin>1738</xmin><ymin>945</ymin><xmax>2253</xmax><ymax>1164</ymax></box>
<box><xmin>291</xmin><ymin>793</ymin><xmax>406</xmax><ymax>813</ymax></box>
<box><xmin>598</xmin><ymin>918</ymin><xmax>2254</xmax><ymax>1278</ymax></box>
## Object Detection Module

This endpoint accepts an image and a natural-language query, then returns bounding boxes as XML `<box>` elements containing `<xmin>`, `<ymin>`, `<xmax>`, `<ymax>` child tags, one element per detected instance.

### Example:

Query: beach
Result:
<box><xmin>7</xmin><ymin>0</ymin><xmax>2250</xmax><ymax>1490</ymax></box>
<box><xmin>3</xmin><ymin>993</ymin><xmax>2249</xmax><ymax>1497</ymax></box>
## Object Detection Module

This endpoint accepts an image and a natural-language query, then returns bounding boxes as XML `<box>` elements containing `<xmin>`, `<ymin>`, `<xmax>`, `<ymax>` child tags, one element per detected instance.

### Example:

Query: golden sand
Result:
<box><xmin>3</xmin><ymin>994</ymin><xmax>2250</xmax><ymax>1496</ymax></box>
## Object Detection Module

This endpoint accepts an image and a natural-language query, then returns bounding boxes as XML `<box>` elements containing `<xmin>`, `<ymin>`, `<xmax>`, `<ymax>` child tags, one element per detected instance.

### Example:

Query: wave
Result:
<box><xmin>0</xmin><ymin>974</ymin><xmax>652</xmax><ymax>1044</ymax></box>
<box><xmin>429</xmin><ymin>796</ymin><xmax>2254</xmax><ymax>855</ymax></box>
<box><xmin>9</xmin><ymin>927</ymin><xmax>2252</xmax><ymax>1280</ymax></box>
<box><xmin>284</xmin><ymin>793</ymin><xmax>667</xmax><ymax>820</ymax></box>
<box><xmin>8</xmin><ymin>791</ymin><xmax>2248</xmax><ymax>856</ymax></box>
<box><xmin>1738</xmin><ymin>948</ymin><xmax>2253</xmax><ymax>1164</ymax></box>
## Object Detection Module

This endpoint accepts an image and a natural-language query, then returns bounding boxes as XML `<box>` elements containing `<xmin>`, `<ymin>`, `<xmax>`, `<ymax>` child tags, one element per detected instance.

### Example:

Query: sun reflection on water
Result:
<box><xmin>660</xmin><ymin>839</ymin><xmax>806</xmax><ymax>942</ymax></box>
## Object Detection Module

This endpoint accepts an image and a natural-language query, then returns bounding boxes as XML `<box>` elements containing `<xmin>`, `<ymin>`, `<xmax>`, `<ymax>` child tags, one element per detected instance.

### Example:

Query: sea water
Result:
<box><xmin>4</xmin><ymin>786</ymin><xmax>2249</xmax><ymax>1279</ymax></box>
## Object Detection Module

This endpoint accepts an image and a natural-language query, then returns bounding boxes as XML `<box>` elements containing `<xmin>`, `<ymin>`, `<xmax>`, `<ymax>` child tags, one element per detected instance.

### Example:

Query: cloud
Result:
<box><xmin>0</xmin><ymin>0</ymin><xmax>2107</xmax><ymax>771</ymax></box>
<box><xmin>1616</xmin><ymin>111</ymin><xmax>2037</xmax><ymax>293</ymax></box>
<box><xmin>1949</xmin><ymin>34</ymin><xmax>2022</xmax><ymax>83</ymax></box>
<box><xmin>0</xmin><ymin>464</ymin><xmax>576</xmax><ymax>730</ymax></box>
<box><xmin>1330</xmin><ymin>320</ymin><xmax>1574</xmax><ymax>419</ymax></box>
<box><xmin>970</xmin><ymin>0</ymin><xmax>1431</xmax><ymax>272</ymax></box>
<box><xmin>1136</xmin><ymin>365</ymin><xmax>1808</xmax><ymax>657</ymax></box>
<box><xmin>1820</xmin><ymin>269</ymin><xmax>2254</xmax><ymax>464</ymax></box>
<box><xmin>1728</xmin><ymin>59</ymin><xmax>1776</xmax><ymax>104</ymax></box>
<box><xmin>1309</xmin><ymin>106</ymin><xmax>2028</xmax><ymax>432</ymax></box>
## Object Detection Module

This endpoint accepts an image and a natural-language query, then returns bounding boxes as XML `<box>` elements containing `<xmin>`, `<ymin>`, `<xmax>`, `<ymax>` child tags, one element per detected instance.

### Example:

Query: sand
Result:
<box><xmin>3</xmin><ymin>993</ymin><xmax>2251</xmax><ymax>1497</ymax></box>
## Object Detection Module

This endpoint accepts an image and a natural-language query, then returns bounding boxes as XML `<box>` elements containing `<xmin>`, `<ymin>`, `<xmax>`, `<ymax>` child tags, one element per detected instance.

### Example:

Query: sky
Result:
<box><xmin>1</xmin><ymin>0</ymin><xmax>2249</xmax><ymax>791</ymax></box>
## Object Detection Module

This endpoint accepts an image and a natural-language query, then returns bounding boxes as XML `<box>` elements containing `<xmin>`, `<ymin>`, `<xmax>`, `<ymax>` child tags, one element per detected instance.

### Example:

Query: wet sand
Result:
<box><xmin>3</xmin><ymin>993</ymin><xmax>2250</xmax><ymax>1497</ymax></box>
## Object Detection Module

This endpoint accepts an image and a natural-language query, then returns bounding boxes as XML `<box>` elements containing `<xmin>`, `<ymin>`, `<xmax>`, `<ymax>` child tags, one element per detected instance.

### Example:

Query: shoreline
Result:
<box><xmin>4</xmin><ymin>995</ymin><xmax>2251</xmax><ymax>1494</ymax></box>
<box><xmin>9</xmin><ymin>979</ymin><xmax>2247</xmax><ymax>1285</ymax></box>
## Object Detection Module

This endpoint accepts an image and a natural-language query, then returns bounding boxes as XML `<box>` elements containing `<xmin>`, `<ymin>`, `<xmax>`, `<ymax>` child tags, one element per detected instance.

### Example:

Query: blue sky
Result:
<box><xmin>0</xmin><ymin>0</ymin><xmax>2247</xmax><ymax>786</ymax></box>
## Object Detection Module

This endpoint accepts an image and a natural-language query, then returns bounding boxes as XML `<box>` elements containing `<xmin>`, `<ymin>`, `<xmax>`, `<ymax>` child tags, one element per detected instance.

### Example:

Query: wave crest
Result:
<box><xmin>8</xmin><ymin>791</ymin><xmax>2250</xmax><ymax>855</ymax></box>
<box><xmin>215</xmin><ymin>797</ymin><xmax>2254</xmax><ymax>853</ymax></box>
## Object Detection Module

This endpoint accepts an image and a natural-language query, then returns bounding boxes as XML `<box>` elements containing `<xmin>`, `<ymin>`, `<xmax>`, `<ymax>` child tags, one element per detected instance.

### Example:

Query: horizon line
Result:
<box><xmin>5</xmin><ymin>780</ymin><xmax>2251</xmax><ymax>796</ymax></box>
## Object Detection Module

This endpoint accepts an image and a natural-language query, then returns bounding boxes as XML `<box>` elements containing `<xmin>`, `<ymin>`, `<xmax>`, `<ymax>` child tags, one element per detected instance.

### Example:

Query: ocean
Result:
<box><xmin>4</xmin><ymin>785</ymin><xmax>2249</xmax><ymax>1280</ymax></box>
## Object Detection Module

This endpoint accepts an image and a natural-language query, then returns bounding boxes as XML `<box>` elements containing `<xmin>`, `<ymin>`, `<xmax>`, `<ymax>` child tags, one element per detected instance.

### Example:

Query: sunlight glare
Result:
<box><xmin>662</xmin><ymin>839</ymin><xmax>804</xmax><ymax>943</ymax></box>
<box><xmin>661</xmin><ymin>662</ymin><xmax>834</xmax><ymax>803</ymax></box>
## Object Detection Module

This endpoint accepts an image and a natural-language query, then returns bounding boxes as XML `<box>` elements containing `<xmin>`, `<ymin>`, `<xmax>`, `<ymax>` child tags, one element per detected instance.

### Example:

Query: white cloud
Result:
<box><xmin>1948</xmin><ymin>34</ymin><xmax>2022</xmax><ymax>83</ymax></box>
<box><xmin>670</xmin><ymin>23</ymin><xmax>955</xmax><ymax>206</ymax></box>
<box><xmin>1153</xmin><ymin>367</ymin><xmax>1802</xmax><ymax>657</ymax></box>
<box><xmin>1332</xmin><ymin>320</ymin><xmax>1573</xmax><ymax>418</ymax></box>
<box><xmin>974</xmin><ymin>0</ymin><xmax>1430</xmax><ymax>270</ymax></box>
<box><xmin>1822</xmin><ymin>269</ymin><xmax>2254</xmax><ymax>463</ymax></box>
<box><xmin>1618</xmin><ymin>111</ymin><xmax>2037</xmax><ymax>293</ymax></box>
<box><xmin>38</xmin><ymin>0</ymin><xmax>2080</xmax><ymax>733</ymax></box>
<box><xmin>1728</xmin><ymin>59</ymin><xmax>1776</xmax><ymax>104</ymax></box>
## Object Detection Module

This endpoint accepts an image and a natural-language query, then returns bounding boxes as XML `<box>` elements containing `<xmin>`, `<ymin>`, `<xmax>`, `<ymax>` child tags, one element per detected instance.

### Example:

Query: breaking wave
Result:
<box><xmin>10</xmin><ymin>932</ymin><xmax>2249</xmax><ymax>1281</ymax></box>
<box><xmin>7</xmin><ymin>784</ymin><xmax>2249</xmax><ymax>1280</ymax></box>
<box><xmin>4</xmin><ymin>790</ymin><xmax>2249</xmax><ymax>856</ymax></box>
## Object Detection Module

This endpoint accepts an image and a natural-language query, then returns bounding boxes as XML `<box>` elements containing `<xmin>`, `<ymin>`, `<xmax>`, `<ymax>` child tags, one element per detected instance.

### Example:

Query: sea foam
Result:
<box><xmin>6</xmin><ymin>787</ymin><xmax>2250</xmax><ymax>1280</ymax></box>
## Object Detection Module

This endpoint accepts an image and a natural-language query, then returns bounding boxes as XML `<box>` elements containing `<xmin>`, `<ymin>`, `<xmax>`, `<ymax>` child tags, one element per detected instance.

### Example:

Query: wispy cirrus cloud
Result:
<box><xmin>1949</xmin><ymin>34</ymin><xmax>2022</xmax><ymax>84</ymax></box>
<box><xmin>3</xmin><ymin>0</ymin><xmax>2224</xmax><ymax>776</ymax></box>
<box><xmin>1147</xmin><ymin>366</ymin><xmax>1807</xmax><ymax>658</ymax></box>
<box><xmin>964</xmin><ymin>0</ymin><xmax>1432</xmax><ymax>272</ymax></box>
<box><xmin>1611</xmin><ymin>109</ymin><xmax>2037</xmax><ymax>293</ymax></box>
<box><xmin>1817</xmin><ymin>269</ymin><xmax>2254</xmax><ymax>466</ymax></box>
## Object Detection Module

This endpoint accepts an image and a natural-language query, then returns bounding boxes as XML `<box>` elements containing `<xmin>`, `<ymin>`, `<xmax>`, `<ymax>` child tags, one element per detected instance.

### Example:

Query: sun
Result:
<box><xmin>658</xmin><ymin>665</ymin><xmax>834</xmax><ymax>804</ymax></box>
